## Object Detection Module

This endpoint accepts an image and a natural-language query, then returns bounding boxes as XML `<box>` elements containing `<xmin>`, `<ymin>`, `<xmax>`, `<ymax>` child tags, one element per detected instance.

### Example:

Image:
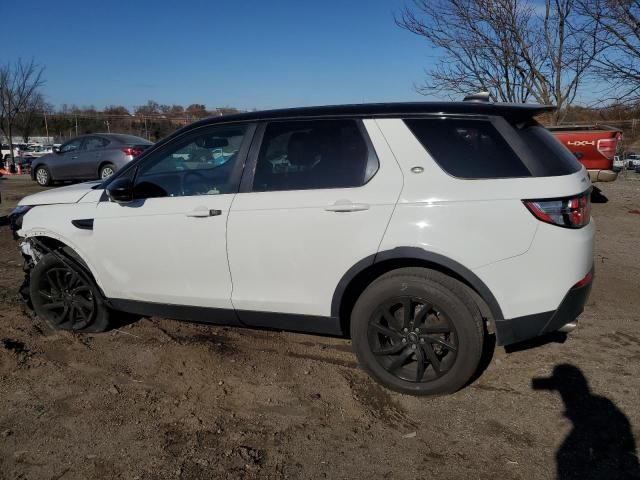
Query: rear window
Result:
<box><xmin>516</xmin><ymin>124</ymin><xmax>582</xmax><ymax>176</ymax></box>
<box><xmin>112</xmin><ymin>134</ymin><xmax>152</xmax><ymax>145</ymax></box>
<box><xmin>404</xmin><ymin>118</ymin><xmax>530</xmax><ymax>179</ymax></box>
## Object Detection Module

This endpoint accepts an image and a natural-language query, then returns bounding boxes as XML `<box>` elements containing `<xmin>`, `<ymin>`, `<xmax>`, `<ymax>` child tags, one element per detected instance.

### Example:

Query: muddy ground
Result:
<box><xmin>0</xmin><ymin>174</ymin><xmax>639</xmax><ymax>480</ymax></box>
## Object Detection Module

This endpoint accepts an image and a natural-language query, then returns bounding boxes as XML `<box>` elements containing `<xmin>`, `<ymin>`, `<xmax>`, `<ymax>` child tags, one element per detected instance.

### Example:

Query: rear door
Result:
<box><xmin>226</xmin><ymin>119</ymin><xmax>403</xmax><ymax>329</ymax></box>
<box><xmin>76</xmin><ymin>135</ymin><xmax>110</xmax><ymax>179</ymax></box>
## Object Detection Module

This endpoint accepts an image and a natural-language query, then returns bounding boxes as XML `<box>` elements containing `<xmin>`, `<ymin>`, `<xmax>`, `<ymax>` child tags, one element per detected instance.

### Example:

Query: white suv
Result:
<box><xmin>10</xmin><ymin>102</ymin><xmax>594</xmax><ymax>395</ymax></box>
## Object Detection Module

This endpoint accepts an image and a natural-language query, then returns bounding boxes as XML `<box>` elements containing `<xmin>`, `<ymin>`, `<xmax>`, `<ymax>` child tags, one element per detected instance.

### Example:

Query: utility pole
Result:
<box><xmin>43</xmin><ymin>112</ymin><xmax>50</xmax><ymax>143</ymax></box>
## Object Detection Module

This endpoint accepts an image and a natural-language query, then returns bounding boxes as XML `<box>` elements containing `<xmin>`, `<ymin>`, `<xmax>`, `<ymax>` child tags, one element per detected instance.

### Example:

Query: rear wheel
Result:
<box><xmin>30</xmin><ymin>253</ymin><xmax>111</xmax><ymax>333</ymax></box>
<box><xmin>34</xmin><ymin>166</ymin><xmax>52</xmax><ymax>186</ymax></box>
<box><xmin>99</xmin><ymin>163</ymin><xmax>116</xmax><ymax>180</ymax></box>
<box><xmin>351</xmin><ymin>268</ymin><xmax>484</xmax><ymax>395</ymax></box>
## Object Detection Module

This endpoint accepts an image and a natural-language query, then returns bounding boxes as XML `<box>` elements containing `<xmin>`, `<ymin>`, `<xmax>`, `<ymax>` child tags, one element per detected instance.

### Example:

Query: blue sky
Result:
<box><xmin>4</xmin><ymin>0</ymin><xmax>437</xmax><ymax>110</ymax></box>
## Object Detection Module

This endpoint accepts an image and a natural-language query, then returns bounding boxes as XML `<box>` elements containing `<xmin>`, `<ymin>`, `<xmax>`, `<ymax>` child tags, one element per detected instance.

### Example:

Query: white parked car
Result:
<box><xmin>9</xmin><ymin>102</ymin><xmax>594</xmax><ymax>395</ymax></box>
<box><xmin>1</xmin><ymin>144</ymin><xmax>20</xmax><ymax>161</ymax></box>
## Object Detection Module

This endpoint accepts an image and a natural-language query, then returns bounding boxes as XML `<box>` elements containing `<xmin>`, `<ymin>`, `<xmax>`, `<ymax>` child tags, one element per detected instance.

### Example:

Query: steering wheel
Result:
<box><xmin>182</xmin><ymin>171</ymin><xmax>214</xmax><ymax>196</ymax></box>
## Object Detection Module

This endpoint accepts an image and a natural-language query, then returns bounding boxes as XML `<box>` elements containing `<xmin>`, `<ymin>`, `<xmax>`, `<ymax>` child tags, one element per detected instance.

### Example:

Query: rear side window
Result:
<box><xmin>404</xmin><ymin>118</ymin><xmax>530</xmax><ymax>179</ymax></box>
<box><xmin>252</xmin><ymin>119</ymin><xmax>378</xmax><ymax>192</ymax></box>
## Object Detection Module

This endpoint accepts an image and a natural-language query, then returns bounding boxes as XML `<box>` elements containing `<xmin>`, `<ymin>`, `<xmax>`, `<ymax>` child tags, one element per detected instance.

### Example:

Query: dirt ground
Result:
<box><xmin>0</xmin><ymin>173</ymin><xmax>639</xmax><ymax>480</ymax></box>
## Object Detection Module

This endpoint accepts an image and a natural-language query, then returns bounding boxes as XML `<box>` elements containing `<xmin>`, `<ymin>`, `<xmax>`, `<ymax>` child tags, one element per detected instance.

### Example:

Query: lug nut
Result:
<box><xmin>402</xmin><ymin>338</ymin><xmax>407</xmax><ymax>343</ymax></box>
<box><xmin>403</xmin><ymin>328</ymin><xmax>408</xmax><ymax>332</ymax></box>
<box><xmin>411</xmin><ymin>344</ymin><xmax>416</xmax><ymax>349</ymax></box>
<box><xmin>420</xmin><ymin>338</ymin><xmax>425</xmax><ymax>343</ymax></box>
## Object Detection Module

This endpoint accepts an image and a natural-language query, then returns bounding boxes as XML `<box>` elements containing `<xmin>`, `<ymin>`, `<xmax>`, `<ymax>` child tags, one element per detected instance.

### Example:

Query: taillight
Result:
<box><xmin>597</xmin><ymin>137</ymin><xmax>618</xmax><ymax>160</ymax></box>
<box><xmin>523</xmin><ymin>190</ymin><xmax>591</xmax><ymax>228</ymax></box>
<box><xmin>122</xmin><ymin>147</ymin><xmax>144</xmax><ymax>157</ymax></box>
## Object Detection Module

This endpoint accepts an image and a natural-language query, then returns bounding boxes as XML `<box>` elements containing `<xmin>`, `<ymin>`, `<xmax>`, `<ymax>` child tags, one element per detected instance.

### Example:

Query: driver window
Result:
<box><xmin>60</xmin><ymin>138</ymin><xmax>83</xmax><ymax>154</ymax></box>
<box><xmin>133</xmin><ymin>125</ymin><xmax>247</xmax><ymax>199</ymax></box>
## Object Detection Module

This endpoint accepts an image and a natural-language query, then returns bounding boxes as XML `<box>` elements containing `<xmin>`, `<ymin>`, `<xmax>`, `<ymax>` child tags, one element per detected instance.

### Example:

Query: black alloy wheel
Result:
<box><xmin>368</xmin><ymin>296</ymin><xmax>458</xmax><ymax>383</ymax></box>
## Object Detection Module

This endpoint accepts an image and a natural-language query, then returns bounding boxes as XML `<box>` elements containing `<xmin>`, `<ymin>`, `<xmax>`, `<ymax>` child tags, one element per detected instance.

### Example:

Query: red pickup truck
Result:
<box><xmin>548</xmin><ymin>125</ymin><xmax>622</xmax><ymax>182</ymax></box>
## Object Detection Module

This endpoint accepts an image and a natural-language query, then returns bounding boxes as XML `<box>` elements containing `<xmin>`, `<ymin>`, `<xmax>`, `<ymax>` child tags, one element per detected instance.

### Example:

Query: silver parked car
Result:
<box><xmin>31</xmin><ymin>133</ymin><xmax>152</xmax><ymax>186</ymax></box>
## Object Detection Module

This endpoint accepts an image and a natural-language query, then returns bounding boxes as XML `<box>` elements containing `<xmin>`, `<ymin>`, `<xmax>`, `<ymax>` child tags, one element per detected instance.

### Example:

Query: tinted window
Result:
<box><xmin>60</xmin><ymin>138</ymin><xmax>83</xmax><ymax>154</ymax></box>
<box><xmin>253</xmin><ymin>120</ymin><xmax>378</xmax><ymax>192</ymax></box>
<box><xmin>404</xmin><ymin>118</ymin><xmax>531</xmax><ymax>179</ymax></box>
<box><xmin>133</xmin><ymin>125</ymin><xmax>247</xmax><ymax>198</ymax></box>
<box><xmin>516</xmin><ymin>124</ymin><xmax>581</xmax><ymax>176</ymax></box>
<box><xmin>83</xmin><ymin>136</ymin><xmax>110</xmax><ymax>151</ymax></box>
<box><xmin>112</xmin><ymin>134</ymin><xmax>152</xmax><ymax>145</ymax></box>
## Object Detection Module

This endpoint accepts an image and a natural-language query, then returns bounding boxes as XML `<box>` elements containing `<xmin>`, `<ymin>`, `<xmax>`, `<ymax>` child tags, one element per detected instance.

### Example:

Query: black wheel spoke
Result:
<box><xmin>370</xmin><ymin>321</ymin><xmax>401</xmax><ymax>340</ymax></box>
<box><xmin>422</xmin><ymin>326</ymin><xmax>452</xmax><ymax>334</ymax></box>
<box><xmin>402</xmin><ymin>298</ymin><xmax>413</xmax><ymax>329</ymax></box>
<box><xmin>74</xmin><ymin>297</ymin><xmax>93</xmax><ymax>310</ymax></box>
<box><xmin>422</xmin><ymin>343</ymin><xmax>442</xmax><ymax>376</ymax></box>
<box><xmin>372</xmin><ymin>341</ymin><xmax>406</xmax><ymax>355</ymax></box>
<box><xmin>387</xmin><ymin>347</ymin><xmax>413</xmax><ymax>372</ymax></box>
<box><xmin>422</xmin><ymin>335</ymin><xmax>457</xmax><ymax>352</ymax></box>
<box><xmin>42</xmin><ymin>301</ymin><xmax>64</xmax><ymax>311</ymax></box>
<box><xmin>38</xmin><ymin>290</ymin><xmax>55</xmax><ymax>301</ymax></box>
<box><xmin>414</xmin><ymin>345</ymin><xmax>426</xmax><ymax>382</ymax></box>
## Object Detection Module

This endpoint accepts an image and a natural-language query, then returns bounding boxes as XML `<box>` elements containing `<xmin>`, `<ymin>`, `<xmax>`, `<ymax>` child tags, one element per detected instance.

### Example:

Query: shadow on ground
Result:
<box><xmin>533</xmin><ymin>364</ymin><xmax>640</xmax><ymax>479</ymax></box>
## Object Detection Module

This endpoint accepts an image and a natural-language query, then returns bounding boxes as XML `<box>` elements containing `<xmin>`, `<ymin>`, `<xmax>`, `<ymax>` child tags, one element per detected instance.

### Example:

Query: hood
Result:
<box><xmin>18</xmin><ymin>181</ymin><xmax>102</xmax><ymax>206</ymax></box>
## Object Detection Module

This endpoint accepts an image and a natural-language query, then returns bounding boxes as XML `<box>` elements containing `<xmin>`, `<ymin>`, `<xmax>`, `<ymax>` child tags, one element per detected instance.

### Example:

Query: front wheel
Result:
<box><xmin>30</xmin><ymin>253</ymin><xmax>111</xmax><ymax>333</ymax></box>
<box><xmin>351</xmin><ymin>268</ymin><xmax>484</xmax><ymax>395</ymax></box>
<box><xmin>34</xmin><ymin>166</ymin><xmax>52</xmax><ymax>186</ymax></box>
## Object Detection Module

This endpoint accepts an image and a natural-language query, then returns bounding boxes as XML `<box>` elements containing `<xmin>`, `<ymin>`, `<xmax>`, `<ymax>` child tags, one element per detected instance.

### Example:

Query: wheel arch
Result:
<box><xmin>27</xmin><ymin>235</ymin><xmax>106</xmax><ymax>297</ymax></box>
<box><xmin>331</xmin><ymin>247</ymin><xmax>503</xmax><ymax>336</ymax></box>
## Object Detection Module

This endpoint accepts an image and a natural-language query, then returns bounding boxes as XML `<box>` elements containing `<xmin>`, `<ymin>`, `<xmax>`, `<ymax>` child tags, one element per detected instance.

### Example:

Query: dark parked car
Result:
<box><xmin>31</xmin><ymin>133</ymin><xmax>152</xmax><ymax>186</ymax></box>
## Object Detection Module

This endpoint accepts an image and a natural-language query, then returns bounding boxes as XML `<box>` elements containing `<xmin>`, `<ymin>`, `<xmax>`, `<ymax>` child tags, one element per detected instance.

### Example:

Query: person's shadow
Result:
<box><xmin>533</xmin><ymin>364</ymin><xmax>640</xmax><ymax>479</ymax></box>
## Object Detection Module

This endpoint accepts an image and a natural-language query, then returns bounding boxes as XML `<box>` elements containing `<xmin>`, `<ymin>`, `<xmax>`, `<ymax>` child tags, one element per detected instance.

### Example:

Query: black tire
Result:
<box><xmin>350</xmin><ymin>267</ymin><xmax>484</xmax><ymax>395</ymax></box>
<box><xmin>30</xmin><ymin>253</ymin><xmax>111</xmax><ymax>333</ymax></box>
<box><xmin>34</xmin><ymin>165</ymin><xmax>52</xmax><ymax>186</ymax></box>
<box><xmin>99</xmin><ymin>163</ymin><xmax>116</xmax><ymax>180</ymax></box>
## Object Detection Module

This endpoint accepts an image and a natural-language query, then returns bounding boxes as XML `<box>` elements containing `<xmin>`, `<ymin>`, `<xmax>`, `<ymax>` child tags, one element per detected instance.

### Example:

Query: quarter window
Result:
<box><xmin>404</xmin><ymin>118</ymin><xmax>531</xmax><ymax>179</ymax></box>
<box><xmin>133</xmin><ymin>125</ymin><xmax>247</xmax><ymax>199</ymax></box>
<box><xmin>252</xmin><ymin>120</ymin><xmax>378</xmax><ymax>192</ymax></box>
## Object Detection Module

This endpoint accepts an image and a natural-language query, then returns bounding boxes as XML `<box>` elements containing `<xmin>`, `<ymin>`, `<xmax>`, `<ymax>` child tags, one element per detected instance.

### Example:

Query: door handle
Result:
<box><xmin>185</xmin><ymin>207</ymin><xmax>222</xmax><ymax>218</ymax></box>
<box><xmin>71</xmin><ymin>156</ymin><xmax>78</xmax><ymax>159</ymax></box>
<box><xmin>324</xmin><ymin>201</ymin><xmax>370</xmax><ymax>212</ymax></box>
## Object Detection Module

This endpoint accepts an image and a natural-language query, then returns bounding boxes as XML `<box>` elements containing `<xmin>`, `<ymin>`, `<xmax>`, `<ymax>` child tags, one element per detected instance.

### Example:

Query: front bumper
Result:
<box><xmin>494</xmin><ymin>267</ymin><xmax>594</xmax><ymax>346</ymax></box>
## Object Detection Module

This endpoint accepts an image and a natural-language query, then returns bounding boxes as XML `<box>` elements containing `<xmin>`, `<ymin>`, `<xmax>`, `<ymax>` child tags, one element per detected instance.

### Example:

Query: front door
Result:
<box><xmin>227</xmin><ymin>119</ymin><xmax>403</xmax><ymax>327</ymax></box>
<box><xmin>51</xmin><ymin>137</ymin><xmax>85</xmax><ymax>179</ymax></box>
<box><xmin>89</xmin><ymin>124</ymin><xmax>254</xmax><ymax>311</ymax></box>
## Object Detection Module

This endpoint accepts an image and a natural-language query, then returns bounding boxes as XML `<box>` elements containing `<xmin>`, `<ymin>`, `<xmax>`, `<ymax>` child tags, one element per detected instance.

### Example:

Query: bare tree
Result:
<box><xmin>0</xmin><ymin>59</ymin><xmax>44</xmax><ymax>168</ymax></box>
<box><xmin>577</xmin><ymin>0</ymin><xmax>640</xmax><ymax>103</ymax></box>
<box><xmin>17</xmin><ymin>93</ymin><xmax>47</xmax><ymax>143</ymax></box>
<box><xmin>397</xmin><ymin>0</ymin><xmax>599</xmax><ymax>124</ymax></box>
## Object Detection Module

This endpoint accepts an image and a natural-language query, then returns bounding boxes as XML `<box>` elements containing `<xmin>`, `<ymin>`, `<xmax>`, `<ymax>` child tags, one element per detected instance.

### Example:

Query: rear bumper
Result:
<box><xmin>588</xmin><ymin>169</ymin><xmax>617</xmax><ymax>182</ymax></box>
<box><xmin>494</xmin><ymin>267</ymin><xmax>594</xmax><ymax>346</ymax></box>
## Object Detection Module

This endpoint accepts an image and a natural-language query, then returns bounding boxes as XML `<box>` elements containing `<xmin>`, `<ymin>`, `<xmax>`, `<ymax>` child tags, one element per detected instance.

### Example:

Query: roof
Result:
<box><xmin>194</xmin><ymin>102</ymin><xmax>556</xmax><ymax>127</ymax></box>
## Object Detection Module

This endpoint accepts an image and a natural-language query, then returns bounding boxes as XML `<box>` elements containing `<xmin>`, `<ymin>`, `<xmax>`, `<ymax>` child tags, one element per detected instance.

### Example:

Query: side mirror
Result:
<box><xmin>53</xmin><ymin>146</ymin><xmax>61</xmax><ymax>153</ymax></box>
<box><xmin>106</xmin><ymin>177</ymin><xmax>133</xmax><ymax>204</ymax></box>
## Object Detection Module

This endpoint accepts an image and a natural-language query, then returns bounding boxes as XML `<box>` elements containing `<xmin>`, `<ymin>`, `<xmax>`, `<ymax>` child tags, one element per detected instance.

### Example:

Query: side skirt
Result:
<box><xmin>109</xmin><ymin>298</ymin><xmax>343</xmax><ymax>336</ymax></box>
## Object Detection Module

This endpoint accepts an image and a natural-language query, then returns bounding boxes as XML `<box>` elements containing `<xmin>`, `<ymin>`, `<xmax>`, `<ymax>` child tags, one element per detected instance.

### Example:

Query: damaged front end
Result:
<box><xmin>9</xmin><ymin>206</ymin><xmax>41</xmax><ymax>309</ymax></box>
